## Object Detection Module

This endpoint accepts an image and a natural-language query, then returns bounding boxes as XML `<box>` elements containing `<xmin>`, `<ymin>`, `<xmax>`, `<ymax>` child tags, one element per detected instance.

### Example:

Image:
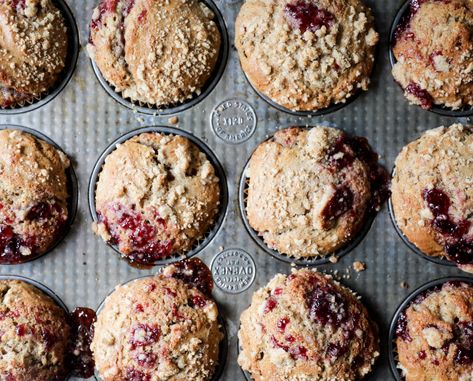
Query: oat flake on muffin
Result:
<box><xmin>238</xmin><ymin>269</ymin><xmax>379</xmax><ymax>381</ymax></box>
<box><xmin>0</xmin><ymin>280</ymin><xmax>71</xmax><ymax>381</ymax></box>
<box><xmin>93</xmin><ymin>132</ymin><xmax>221</xmax><ymax>265</ymax></box>
<box><xmin>245</xmin><ymin>126</ymin><xmax>389</xmax><ymax>259</ymax></box>
<box><xmin>87</xmin><ymin>0</ymin><xmax>221</xmax><ymax>107</ymax></box>
<box><xmin>235</xmin><ymin>0</ymin><xmax>379</xmax><ymax>112</ymax></box>
<box><xmin>392</xmin><ymin>0</ymin><xmax>473</xmax><ymax>110</ymax></box>
<box><xmin>391</xmin><ymin>124</ymin><xmax>473</xmax><ymax>272</ymax></box>
<box><xmin>92</xmin><ymin>258</ymin><xmax>223</xmax><ymax>381</ymax></box>
<box><xmin>0</xmin><ymin>0</ymin><xmax>68</xmax><ymax>108</ymax></box>
<box><xmin>0</xmin><ymin>129</ymin><xmax>70</xmax><ymax>264</ymax></box>
<box><xmin>395</xmin><ymin>280</ymin><xmax>473</xmax><ymax>381</ymax></box>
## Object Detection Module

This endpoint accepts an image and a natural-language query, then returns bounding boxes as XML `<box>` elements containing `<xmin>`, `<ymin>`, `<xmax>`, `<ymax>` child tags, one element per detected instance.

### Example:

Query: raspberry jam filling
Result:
<box><xmin>166</xmin><ymin>258</ymin><xmax>213</xmax><ymax>296</ymax></box>
<box><xmin>406</xmin><ymin>83</ymin><xmax>433</xmax><ymax>110</ymax></box>
<box><xmin>0</xmin><ymin>201</ymin><xmax>67</xmax><ymax>264</ymax></box>
<box><xmin>422</xmin><ymin>188</ymin><xmax>472</xmax><ymax>264</ymax></box>
<box><xmin>98</xmin><ymin>203</ymin><xmax>172</xmax><ymax>265</ymax></box>
<box><xmin>129</xmin><ymin>323</ymin><xmax>161</xmax><ymax>349</ymax></box>
<box><xmin>68</xmin><ymin>308</ymin><xmax>96</xmax><ymax>378</ymax></box>
<box><xmin>325</xmin><ymin>133</ymin><xmax>390</xmax><ymax>220</ymax></box>
<box><xmin>284</xmin><ymin>0</ymin><xmax>334</xmax><ymax>34</ymax></box>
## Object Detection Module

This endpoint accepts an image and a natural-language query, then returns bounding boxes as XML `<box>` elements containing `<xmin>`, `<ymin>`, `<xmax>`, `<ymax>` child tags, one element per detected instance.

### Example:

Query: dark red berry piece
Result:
<box><xmin>277</xmin><ymin>317</ymin><xmax>290</xmax><ymax>333</ymax></box>
<box><xmin>396</xmin><ymin>311</ymin><xmax>412</xmax><ymax>342</ymax></box>
<box><xmin>134</xmin><ymin>351</ymin><xmax>157</xmax><ymax>368</ymax></box>
<box><xmin>321</xmin><ymin>186</ymin><xmax>354</xmax><ymax>223</ymax></box>
<box><xmin>69</xmin><ymin>307</ymin><xmax>97</xmax><ymax>378</ymax></box>
<box><xmin>15</xmin><ymin>324</ymin><xmax>27</xmax><ymax>336</ymax></box>
<box><xmin>125</xmin><ymin>368</ymin><xmax>151</xmax><ymax>381</ymax></box>
<box><xmin>284</xmin><ymin>0</ymin><xmax>334</xmax><ymax>34</ymax></box>
<box><xmin>406</xmin><ymin>83</ymin><xmax>433</xmax><ymax>110</ymax></box>
<box><xmin>166</xmin><ymin>258</ymin><xmax>213</xmax><ymax>296</ymax></box>
<box><xmin>129</xmin><ymin>324</ymin><xmax>160</xmax><ymax>349</ymax></box>
<box><xmin>264</xmin><ymin>298</ymin><xmax>278</xmax><ymax>314</ymax></box>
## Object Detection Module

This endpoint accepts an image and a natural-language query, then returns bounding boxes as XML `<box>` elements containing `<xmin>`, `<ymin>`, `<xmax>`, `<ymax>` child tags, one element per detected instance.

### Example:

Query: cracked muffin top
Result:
<box><xmin>0</xmin><ymin>129</ymin><xmax>70</xmax><ymax>264</ymax></box>
<box><xmin>0</xmin><ymin>279</ymin><xmax>70</xmax><ymax>381</ymax></box>
<box><xmin>395</xmin><ymin>280</ymin><xmax>473</xmax><ymax>381</ymax></box>
<box><xmin>235</xmin><ymin>0</ymin><xmax>378</xmax><ymax>112</ymax></box>
<box><xmin>391</xmin><ymin>124</ymin><xmax>473</xmax><ymax>273</ymax></box>
<box><xmin>238</xmin><ymin>269</ymin><xmax>379</xmax><ymax>381</ymax></box>
<box><xmin>245</xmin><ymin>126</ymin><xmax>389</xmax><ymax>259</ymax></box>
<box><xmin>92</xmin><ymin>258</ymin><xmax>223</xmax><ymax>381</ymax></box>
<box><xmin>0</xmin><ymin>0</ymin><xmax>68</xmax><ymax>108</ymax></box>
<box><xmin>392</xmin><ymin>0</ymin><xmax>473</xmax><ymax>111</ymax></box>
<box><xmin>87</xmin><ymin>0</ymin><xmax>221</xmax><ymax>107</ymax></box>
<box><xmin>93</xmin><ymin>132</ymin><xmax>221</xmax><ymax>265</ymax></box>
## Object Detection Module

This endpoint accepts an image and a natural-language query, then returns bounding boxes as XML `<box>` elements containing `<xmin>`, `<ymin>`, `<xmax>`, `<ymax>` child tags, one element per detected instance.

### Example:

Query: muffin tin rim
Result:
<box><xmin>0</xmin><ymin>0</ymin><xmax>80</xmax><ymax>115</ymax></box>
<box><xmin>88</xmin><ymin>125</ymin><xmax>229</xmax><ymax>267</ymax></box>
<box><xmin>88</xmin><ymin>0</ymin><xmax>230</xmax><ymax>116</ymax></box>
<box><xmin>388</xmin><ymin>0</ymin><xmax>473</xmax><ymax>117</ymax></box>
<box><xmin>238</xmin><ymin>125</ymin><xmax>381</xmax><ymax>267</ymax></box>
<box><xmin>388</xmin><ymin>276</ymin><xmax>473</xmax><ymax>381</ymax></box>
<box><xmin>0</xmin><ymin>124</ymin><xmax>79</xmax><ymax>266</ymax></box>
<box><xmin>93</xmin><ymin>273</ymin><xmax>228</xmax><ymax>381</ymax></box>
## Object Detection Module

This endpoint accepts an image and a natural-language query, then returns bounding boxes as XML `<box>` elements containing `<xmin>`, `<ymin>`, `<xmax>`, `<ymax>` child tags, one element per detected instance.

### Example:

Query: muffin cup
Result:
<box><xmin>389</xmin><ymin>0</ymin><xmax>473</xmax><ymax>117</ymax></box>
<box><xmin>0</xmin><ymin>0</ymin><xmax>79</xmax><ymax>115</ymax></box>
<box><xmin>238</xmin><ymin>126</ymin><xmax>378</xmax><ymax>266</ymax></box>
<box><xmin>387</xmin><ymin>177</ymin><xmax>455</xmax><ymax>268</ymax></box>
<box><xmin>388</xmin><ymin>276</ymin><xmax>473</xmax><ymax>380</ymax></box>
<box><xmin>89</xmin><ymin>0</ymin><xmax>229</xmax><ymax>116</ymax></box>
<box><xmin>242</xmin><ymin>70</ymin><xmax>364</xmax><ymax>117</ymax></box>
<box><xmin>0</xmin><ymin>124</ymin><xmax>79</xmax><ymax>265</ymax></box>
<box><xmin>94</xmin><ymin>274</ymin><xmax>228</xmax><ymax>381</ymax></box>
<box><xmin>88</xmin><ymin>126</ymin><xmax>229</xmax><ymax>267</ymax></box>
<box><xmin>0</xmin><ymin>274</ymin><xmax>71</xmax><ymax>381</ymax></box>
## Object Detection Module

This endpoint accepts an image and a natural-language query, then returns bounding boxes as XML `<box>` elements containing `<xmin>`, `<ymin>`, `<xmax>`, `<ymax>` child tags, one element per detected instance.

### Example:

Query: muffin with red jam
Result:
<box><xmin>238</xmin><ymin>269</ymin><xmax>379</xmax><ymax>380</ymax></box>
<box><xmin>392</xmin><ymin>0</ymin><xmax>473</xmax><ymax>110</ymax></box>
<box><xmin>92</xmin><ymin>258</ymin><xmax>223</xmax><ymax>381</ymax></box>
<box><xmin>93</xmin><ymin>132</ymin><xmax>221</xmax><ymax>265</ymax></box>
<box><xmin>0</xmin><ymin>129</ymin><xmax>70</xmax><ymax>264</ymax></box>
<box><xmin>0</xmin><ymin>0</ymin><xmax>68</xmax><ymax>108</ymax></box>
<box><xmin>0</xmin><ymin>280</ymin><xmax>70</xmax><ymax>381</ymax></box>
<box><xmin>391</xmin><ymin>124</ymin><xmax>473</xmax><ymax>272</ymax></box>
<box><xmin>235</xmin><ymin>0</ymin><xmax>378</xmax><ymax>112</ymax></box>
<box><xmin>395</xmin><ymin>280</ymin><xmax>473</xmax><ymax>381</ymax></box>
<box><xmin>87</xmin><ymin>0</ymin><xmax>221</xmax><ymax>107</ymax></box>
<box><xmin>245</xmin><ymin>126</ymin><xmax>389</xmax><ymax>259</ymax></box>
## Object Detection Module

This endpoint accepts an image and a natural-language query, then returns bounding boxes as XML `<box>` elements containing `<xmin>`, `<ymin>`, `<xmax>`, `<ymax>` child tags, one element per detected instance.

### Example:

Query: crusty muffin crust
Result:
<box><xmin>88</xmin><ymin>0</ymin><xmax>221</xmax><ymax>107</ymax></box>
<box><xmin>92</xmin><ymin>270</ymin><xmax>222</xmax><ymax>381</ymax></box>
<box><xmin>235</xmin><ymin>0</ymin><xmax>378</xmax><ymax>111</ymax></box>
<box><xmin>238</xmin><ymin>269</ymin><xmax>379</xmax><ymax>381</ymax></box>
<box><xmin>0</xmin><ymin>0</ymin><xmax>68</xmax><ymax>107</ymax></box>
<box><xmin>0</xmin><ymin>129</ymin><xmax>70</xmax><ymax>264</ymax></box>
<box><xmin>0</xmin><ymin>280</ymin><xmax>70</xmax><ymax>381</ymax></box>
<box><xmin>246</xmin><ymin>126</ymin><xmax>388</xmax><ymax>258</ymax></box>
<box><xmin>94</xmin><ymin>132</ymin><xmax>221</xmax><ymax>264</ymax></box>
<box><xmin>396</xmin><ymin>281</ymin><xmax>473</xmax><ymax>381</ymax></box>
<box><xmin>392</xmin><ymin>0</ymin><xmax>473</xmax><ymax>110</ymax></box>
<box><xmin>391</xmin><ymin>124</ymin><xmax>473</xmax><ymax>272</ymax></box>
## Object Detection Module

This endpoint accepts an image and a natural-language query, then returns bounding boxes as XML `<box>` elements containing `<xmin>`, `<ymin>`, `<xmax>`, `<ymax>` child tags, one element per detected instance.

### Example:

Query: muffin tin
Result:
<box><xmin>0</xmin><ymin>1</ymin><xmax>471</xmax><ymax>380</ymax></box>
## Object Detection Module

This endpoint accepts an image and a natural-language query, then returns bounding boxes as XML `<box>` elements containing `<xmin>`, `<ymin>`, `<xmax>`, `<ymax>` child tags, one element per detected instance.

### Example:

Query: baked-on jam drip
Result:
<box><xmin>68</xmin><ymin>308</ymin><xmax>96</xmax><ymax>378</ymax></box>
<box><xmin>422</xmin><ymin>188</ymin><xmax>473</xmax><ymax>264</ymax></box>
<box><xmin>396</xmin><ymin>311</ymin><xmax>412</xmax><ymax>342</ymax></box>
<box><xmin>98</xmin><ymin>202</ymin><xmax>172</xmax><ymax>265</ymax></box>
<box><xmin>325</xmin><ymin>133</ymin><xmax>390</xmax><ymax>220</ymax></box>
<box><xmin>284</xmin><ymin>0</ymin><xmax>334</xmax><ymax>34</ymax></box>
<box><xmin>166</xmin><ymin>258</ymin><xmax>213</xmax><ymax>296</ymax></box>
<box><xmin>406</xmin><ymin>83</ymin><xmax>433</xmax><ymax>110</ymax></box>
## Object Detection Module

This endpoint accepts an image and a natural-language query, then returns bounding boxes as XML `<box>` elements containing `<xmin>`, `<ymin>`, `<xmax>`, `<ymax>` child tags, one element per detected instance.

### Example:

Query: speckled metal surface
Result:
<box><xmin>0</xmin><ymin>1</ymin><xmax>471</xmax><ymax>380</ymax></box>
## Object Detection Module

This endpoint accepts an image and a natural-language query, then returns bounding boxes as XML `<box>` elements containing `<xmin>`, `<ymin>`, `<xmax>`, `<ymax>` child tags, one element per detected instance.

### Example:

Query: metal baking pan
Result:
<box><xmin>0</xmin><ymin>0</ymin><xmax>470</xmax><ymax>380</ymax></box>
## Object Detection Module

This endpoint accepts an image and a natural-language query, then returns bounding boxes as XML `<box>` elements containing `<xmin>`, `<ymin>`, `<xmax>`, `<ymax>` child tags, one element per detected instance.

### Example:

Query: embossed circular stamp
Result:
<box><xmin>210</xmin><ymin>99</ymin><xmax>257</xmax><ymax>144</ymax></box>
<box><xmin>211</xmin><ymin>249</ymin><xmax>256</xmax><ymax>294</ymax></box>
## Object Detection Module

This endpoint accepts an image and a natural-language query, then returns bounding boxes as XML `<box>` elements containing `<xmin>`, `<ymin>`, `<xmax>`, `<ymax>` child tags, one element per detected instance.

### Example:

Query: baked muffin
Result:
<box><xmin>0</xmin><ymin>279</ymin><xmax>70</xmax><ymax>381</ymax></box>
<box><xmin>88</xmin><ymin>0</ymin><xmax>221</xmax><ymax>107</ymax></box>
<box><xmin>92</xmin><ymin>259</ymin><xmax>223</xmax><ymax>381</ymax></box>
<box><xmin>235</xmin><ymin>0</ymin><xmax>379</xmax><ymax>112</ymax></box>
<box><xmin>0</xmin><ymin>0</ymin><xmax>68</xmax><ymax>108</ymax></box>
<box><xmin>391</xmin><ymin>124</ymin><xmax>473</xmax><ymax>272</ymax></box>
<box><xmin>395</xmin><ymin>280</ymin><xmax>473</xmax><ymax>381</ymax></box>
<box><xmin>245</xmin><ymin>126</ymin><xmax>389</xmax><ymax>259</ymax></box>
<box><xmin>93</xmin><ymin>132</ymin><xmax>221</xmax><ymax>265</ymax></box>
<box><xmin>238</xmin><ymin>269</ymin><xmax>379</xmax><ymax>380</ymax></box>
<box><xmin>0</xmin><ymin>129</ymin><xmax>70</xmax><ymax>264</ymax></box>
<box><xmin>392</xmin><ymin>0</ymin><xmax>473</xmax><ymax>110</ymax></box>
